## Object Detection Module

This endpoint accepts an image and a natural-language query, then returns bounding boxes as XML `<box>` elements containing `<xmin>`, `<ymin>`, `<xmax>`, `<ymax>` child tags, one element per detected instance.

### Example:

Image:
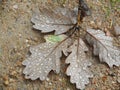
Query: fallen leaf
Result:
<box><xmin>31</xmin><ymin>6</ymin><xmax>77</xmax><ymax>35</ymax></box>
<box><xmin>66</xmin><ymin>38</ymin><xmax>93</xmax><ymax>89</ymax></box>
<box><xmin>22</xmin><ymin>35</ymin><xmax>71</xmax><ymax>80</ymax></box>
<box><xmin>86</xmin><ymin>28</ymin><xmax>120</xmax><ymax>67</ymax></box>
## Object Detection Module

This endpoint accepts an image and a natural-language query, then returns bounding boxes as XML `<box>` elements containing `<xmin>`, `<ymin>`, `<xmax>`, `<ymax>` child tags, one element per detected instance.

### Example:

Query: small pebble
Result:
<box><xmin>27</xmin><ymin>44</ymin><xmax>30</xmax><ymax>47</ymax></box>
<box><xmin>48</xmin><ymin>82</ymin><xmax>52</xmax><ymax>85</ymax></box>
<box><xmin>46</xmin><ymin>78</ymin><xmax>50</xmax><ymax>81</ymax></box>
<box><xmin>18</xmin><ymin>34</ymin><xmax>22</xmax><ymax>38</ymax></box>
<box><xmin>25</xmin><ymin>39</ymin><xmax>29</xmax><ymax>43</ymax></box>
<box><xmin>11</xmin><ymin>71</ymin><xmax>17</xmax><ymax>76</ymax></box>
<box><xmin>13</xmin><ymin>4</ymin><xmax>18</xmax><ymax>9</ymax></box>
<box><xmin>9</xmin><ymin>78</ymin><xmax>15</xmax><ymax>83</ymax></box>
<box><xmin>59</xmin><ymin>78</ymin><xmax>62</xmax><ymax>82</ymax></box>
<box><xmin>3</xmin><ymin>75</ymin><xmax>9</xmax><ymax>86</ymax></box>
<box><xmin>90</xmin><ymin>21</ymin><xmax>95</xmax><ymax>25</ymax></box>
<box><xmin>67</xmin><ymin>88</ymin><xmax>70</xmax><ymax>90</ymax></box>
<box><xmin>4</xmin><ymin>80</ymin><xmax>9</xmax><ymax>86</ymax></box>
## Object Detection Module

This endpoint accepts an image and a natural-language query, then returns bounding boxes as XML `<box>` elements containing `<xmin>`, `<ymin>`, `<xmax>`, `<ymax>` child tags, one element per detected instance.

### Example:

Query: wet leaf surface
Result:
<box><xmin>86</xmin><ymin>29</ymin><xmax>120</xmax><ymax>67</ymax></box>
<box><xmin>23</xmin><ymin>35</ymin><xmax>71</xmax><ymax>80</ymax></box>
<box><xmin>22</xmin><ymin>0</ymin><xmax>120</xmax><ymax>89</ymax></box>
<box><xmin>0</xmin><ymin>0</ymin><xmax>120</xmax><ymax>90</ymax></box>
<box><xmin>66</xmin><ymin>39</ymin><xmax>93</xmax><ymax>89</ymax></box>
<box><xmin>31</xmin><ymin>5</ymin><xmax>77</xmax><ymax>35</ymax></box>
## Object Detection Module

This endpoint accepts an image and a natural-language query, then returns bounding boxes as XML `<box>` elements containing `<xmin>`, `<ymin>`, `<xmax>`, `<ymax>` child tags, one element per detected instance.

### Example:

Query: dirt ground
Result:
<box><xmin>0</xmin><ymin>0</ymin><xmax>120</xmax><ymax>90</ymax></box>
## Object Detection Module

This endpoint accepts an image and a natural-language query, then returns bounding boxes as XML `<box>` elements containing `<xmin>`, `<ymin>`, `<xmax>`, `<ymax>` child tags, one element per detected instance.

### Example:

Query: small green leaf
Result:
<box><xmin>45</xmin><ymin>35</ymin><xmax>66</xmax><ymax>43</ymax></box>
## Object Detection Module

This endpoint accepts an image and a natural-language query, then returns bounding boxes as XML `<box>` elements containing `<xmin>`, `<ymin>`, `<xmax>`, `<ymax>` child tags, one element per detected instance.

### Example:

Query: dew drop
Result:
<box><xmin>45</xmin><ymin>70</ymin><xmax>47</xmax><ymax>73</ymax></box>
<box><xmin>83</xmin><ymin>67</ymin><xmax>86</xmax><ymax>70</ymax></box>
<box><xmin>41</xmin><ymin>25</ymin><xmax>45</xmax><ymax>27</ymax></box>
<box><xmin>75</xmin><ymin>64</ymin><xmax>78</xmax><ymax>67</ymax></box>
<box><xmin>41</xmin><ymin>63</ymin><xmax>43</xmax><ymax>66</ymax></box>
<box><xmin>46</xmin><ymin>20</ymin><xmax>50</xmax><ymax>23</ymax></box>
<box><xmin>72</xmin><ymin>67</ymin><xmax>75</xmax><ymax>70</ymax></box>
<box><xmin>42</xmin><ymin>76</ymin><xmax>45</xmax><ymax>80</ymax></box>
<box><xmin>39</xmin><ymin>71</ymin><xmax>41</xmax><ymax>73</ymax></box>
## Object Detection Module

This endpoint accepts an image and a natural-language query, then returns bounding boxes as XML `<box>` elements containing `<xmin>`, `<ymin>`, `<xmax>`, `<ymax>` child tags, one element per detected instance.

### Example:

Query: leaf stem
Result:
<box><xmin>85</xmin><ymin>30</ymin><xmax>108</xmax><ymax>51</ymax></box>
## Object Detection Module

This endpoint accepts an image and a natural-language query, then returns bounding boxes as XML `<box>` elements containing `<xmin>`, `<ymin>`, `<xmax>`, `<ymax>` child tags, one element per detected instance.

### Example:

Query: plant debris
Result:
<box><xmin>22</xmin><ymin>0</ymin><xmax>120</xmax><ymax>89</ymax></box>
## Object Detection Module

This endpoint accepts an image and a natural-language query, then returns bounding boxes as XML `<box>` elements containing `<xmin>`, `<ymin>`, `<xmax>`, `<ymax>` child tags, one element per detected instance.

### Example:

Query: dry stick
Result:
<box><xmin>40</xmin><ymin>21</ymin><xmax>74</xmax><ymax>26</ymax></box>
<box><xmin>76</xmin><ymin>30</ymin><xmax>80</xmax><ymax>63</ymax></box>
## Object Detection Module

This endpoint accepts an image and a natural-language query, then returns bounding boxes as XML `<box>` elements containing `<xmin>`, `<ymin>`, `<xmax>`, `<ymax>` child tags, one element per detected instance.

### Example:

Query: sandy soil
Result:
<box><xmin>0</xmin><ymin>0</ymin><xmax>120</xmax><ymax>90</ymax></box>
